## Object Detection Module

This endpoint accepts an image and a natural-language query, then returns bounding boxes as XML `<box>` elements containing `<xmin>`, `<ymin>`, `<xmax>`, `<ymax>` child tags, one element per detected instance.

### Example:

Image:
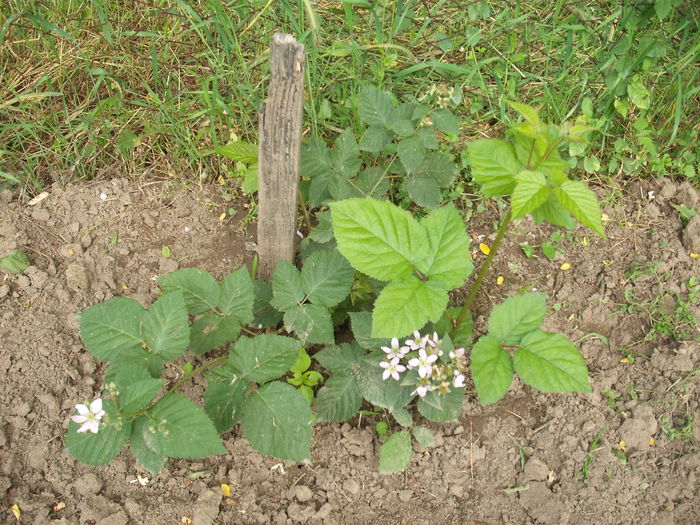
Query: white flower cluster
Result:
<box><xmin>379</xmin><ymin>331</ymin><xmax>467</xmax><ymax>398</ymax></box>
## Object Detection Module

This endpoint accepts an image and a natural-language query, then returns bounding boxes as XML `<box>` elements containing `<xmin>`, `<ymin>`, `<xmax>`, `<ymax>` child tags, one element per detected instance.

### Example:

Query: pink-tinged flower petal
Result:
<box><xmin>382</xmin><ymin>368</ymin><xmax>392</xmax><ymax>380</ymax></box>
<box><xmin>71</xmin><ymin>415</ymin><xmax>88</xmax><ymax>424</ymax></box>
<box><xmin>77</xmin><ymin>420</ymin><xmax>100</xmax><ymax>434</ymax></box>
<box><xmin>89</xmin><ymin>398</ymin><xmax>103</xmax><ymax>415</ymax></box>
<box><xmin>75</xmin><ymin>403</ymin><xmax>90</xmax><ymax>416</ymax></box>
<box><xmin>453</xmin><ymin>373</ymin><xmax>466</xmax><ymax>388</ymax></box>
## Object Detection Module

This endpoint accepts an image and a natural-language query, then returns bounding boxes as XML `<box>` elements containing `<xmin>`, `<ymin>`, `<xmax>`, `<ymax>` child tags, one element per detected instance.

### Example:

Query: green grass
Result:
<box><xmin>1</xmin><ymin>0</ymin><xmax>699</xmax><ymax>193</ymax></box>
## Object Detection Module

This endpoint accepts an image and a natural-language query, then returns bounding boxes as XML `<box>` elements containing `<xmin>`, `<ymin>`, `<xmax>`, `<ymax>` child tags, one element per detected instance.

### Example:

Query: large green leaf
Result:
<box><xmin>554</xmin><ymin>181</ymin><xmax>605</xmax><ymax>237</ymax></box>
<box><xmin>467</xmin><ymin>139</ymin><xmax>521</xmax><ymax>196</ymax></box>
<box><xmin>510</xmin><ymin>170</ymin><xmax>551</xmax><ymax>219</ymax></box>
<box><xmin>241</xmin><ymin>382</ymin><xmax>312</xmax><ymax>462</ymax></box>
<box><xmin>283</xmin><ymin>304</ymin><xmax>334</xmax><ymax>344</ymax></box>
<box><xmin>145</xmin><ymin>394</ymin><xmax>226</xmax><ymax>458</ymax></box>
<box><xmin>189</xmin><ymin>313</ymin><xmax>241</xmax><ymax>355</ymax></box>
<box><xmin>204</xmin><ymin>363</ymin><xmax>249</xmax><ymax>432</ymax></box>
<box><xmin>66</xmin><ymin>399</ymin><xmax>131</xmax><ymax>465</ymax></box>
<box><xmin>397</xmin><ymin>135</ymin><xmax>427</xmax><ymax>173</ymax></box>
<box><xmin>229</xmin><ymin>334</ymin><xmax>300</xmax><ymax>384</ymax></box>
<box><xmin>270</xmin><ymin>261</ymin><xmax>304</xmax><ymax>311</ymax></box>
<box><xmin>471</xmin><ymin>334</ymin><xmax>514</xmax><ymax>405</ymax></box>
<box><xmin>158</xmin><ymin>268</ymin><xmax>220</xmax><ymax>315</ymax></box>
<box><xmin>417</xmin><ymin>386</ymin><xmax>464</xmax><ymax>422</ymax></box>
<box><xmin>105</xmin><ymin>347</ymin><xmax>163</xmax><ymax>393</ymax></box>
<box><xmin>358</xmin><ymin>86</ymin><xmax>395</xmax><ymax>128</ymax></box>
<box><xmin>331</xmin><ymin>198</ymin><xmax>429</xmax><ymax>281</ymax></box>
<box><xmin>404</xmin><ymin>151</ymin><xmax>458</xmax><ymax>209</ymax></box>
<box><xmin>359</xmin><ymin>126</ymin><xmax>393</xmax><ymax>152</ymax></box>
<box><xmin>79</xmin><ymin>297</ymin><xmax>144</xmax><ymax>361</ymax></box>
<box><xmin>119</xmin><ymin>378</ymin><xmax>165</xmax><ymax>413</ymax></box>
<box><xmin>432</xmin><ymin>109</ymin><xmax>460</xmax><ymax>134</ymax></box>
<box><xmin>218</xmin><ymin>267</ymin><xmax>254</xmax><ymax>324</ymax></box>
<box><xmin>314</xmin><ymin>342</ymin><xmax>366</xmax><ymax>373</ymax></box>
<box><xmin>331</xmin><ymin>128</ymin><xmax>361</xmax><ymax>178</ymax></box>
<box><xmin>350</xmin><ymin>167</ymin><xmax>390</xmax><ymax>199</ymax></box>
<box><xmin>379</xmin><ymin>431</ymin><xmax>412</xmax><ymax>473</ymax></box>
<box><xmin>531</xmin><ymin>192</ymin><xmax>575</xmax><ymax>228</ymax></box>
<box><xmin>421</xmin><ymin>205</ymin><xmax>473</xmax><ymax>289</ymax></box>
<box><xmin>300</xmin><ymin>250</ymin><xmax>354</xmax><ymax>307</ymax></box>
<box><xmin>488</xmin><ymin>293</ymin><xmax>546</xmax><ymax>345</ymax></box>
<box><xmin>215</xmin><ymin>141</ymin><xmax>258</xmax><ymax>163</ymax></box>
<box><xmin>252</xmin><ymin>280</ymin><xmax>282</xmax><ymax>328</ymax></box>
<box><xmin>316</xmin><ymin>374</ymin><xmax>362</xmax><ymax>422</ymax></box>
<box><xmin>349</xmin><ymin>312</ymin><xmax>390</xmax><ymax>350</ymax></box>
<box><xmin>141</xmin><ymin>291</ymin><xmax>189</xmax><ymax>360</ymax></box>
<box><xmin>356</xmin><ymin>357</ymin><xmax>414</xmax><ymax>412</ymax></box>
<box><xmin>130</xmin><ymin>415</ymin><xmax>168</xmax><ymax>475</ymax></box>
<box><xmin>514</xmin><ymin>330</ymin><xmax>591</xmax><ymax>393</ymax></box>
<box><xmin>372</xmin><ymin>277</ymin><xmax>448</xmax><ymax>338</ymax></box>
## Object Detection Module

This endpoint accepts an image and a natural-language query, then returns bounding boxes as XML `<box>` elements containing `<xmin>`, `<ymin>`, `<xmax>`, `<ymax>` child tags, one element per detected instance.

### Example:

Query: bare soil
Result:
<box><xmin>1</xmin><ymin>178</ymin><xmax>699</xmax><ymax>525</ymax></box>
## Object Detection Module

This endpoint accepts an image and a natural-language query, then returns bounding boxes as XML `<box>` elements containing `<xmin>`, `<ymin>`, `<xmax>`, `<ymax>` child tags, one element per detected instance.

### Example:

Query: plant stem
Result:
<box><xmin>166</xmin><ymin>355</ymin><xmax>229</xmax><ymax>396</ymax></box>
<box><xmin>451</xmin><ymin>209</ymin><xmax>512</xmax><ymax>337</ymax></box>
<box><xmin>297</xmin><ymin>188</ymin><xmax>312</xmax><ymax>233</ymax></box>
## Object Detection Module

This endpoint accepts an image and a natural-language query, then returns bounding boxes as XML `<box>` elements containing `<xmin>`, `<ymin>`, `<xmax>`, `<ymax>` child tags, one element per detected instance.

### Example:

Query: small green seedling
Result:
<box><xmin>287</xmin><ymin>347</ymin><xmax>324</xmax><ymax>403</ymax></box>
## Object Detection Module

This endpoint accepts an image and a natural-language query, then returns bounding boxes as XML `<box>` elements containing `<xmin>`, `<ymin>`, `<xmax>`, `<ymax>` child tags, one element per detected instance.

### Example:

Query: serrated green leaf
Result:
<box><xmin>359</xmin><ymin>86</ymin><xmax>395</xmax><ymax>128</ymax></box>
<box><xmin>241</xmin><ymin>164</ymin><xmax>259</xmax><ymax>194</ymax></box>
<box><xmin>330</xmin><ymin>198</ymin><xmax>429</xmax><ymax>281</ymax></box>
<box><xmin>422</xmin><ymin>205</ymin><xmax>473</xmax><ymax>289</ymax></box>
<box><xmin>433</xmin><ymin>307</ymin><xmax>472</xmax><ymax>348</ymax></box>
<box><xmin>554</xmin><ymin>180</ymin><xmax>605</xmax><ymax>237</ymax></box>
<box><xmin>204</xmin><ymin>364</ymin><xmax>249</xmax><ymax>432</ymax></box>
<box><xmin>229</xmin><ymin>334</ymin><xmax>300</xmax><ymax>384</ymax></box>
<box><xmin>389</xmin><ymin>118</ymin><xmax>416</xmax><ymax>137</ymax></box>
<box><xmin>350</xmin><ymin>167</ymin><xmax>389</xmax><ymax>199</ymax></box>
<box><xmin>316</xmin><ymin>374</ymin><xmax>362</xmax><ymax>422</ymax></box>
<box><xmin>417</xmin><ymin>387</ymin><xmax>464</xmax><ymax>422</ymax></box>
<box><xmin>130</xmin><ymin>415</ymin><xmax>167</xmax><ymax>475</ymax></box>
<box><xmin>373</xmin><ymin>277</ymin><xmax>448</xmax><ymax>338</ymax></box>
<box><xmin>141</xmin><ymin>291</ymin><xmax>189</xmax><ymax>360</ymax></box>
<box><xmin>532</xmin><ymin>193</ymin><xmax>575</xmax><ymax>228</ymax></box>
<box><xmin>0</xmin><ymin>250</ymin><xmax>29</xmax><ymax>274</ymax></box>
<box><xmin>300</xmin><ymin>137</ymin><xmax>332</xmax><ymax>179</ymax></box>
<box><xmin>309</xmin><ymin>210</ymin><xmax>334</xmax><ymax>243</ymax></box>
<box><xmin>270</xmin><ymin>261</ymin><xmax>304</xmax><ymax>311</ymax></box>
<box><xmin>283</xmin><ymin>304</ymin><xmax>334</xmax><ymax>344</ymax></box>
<box><xmin>315</xmin><ymin>342</ymin><xmax>366</xmax><ymax>373</ymax></box>
<box><xmin>379</xmin><ymin>431</ymin><xmax>412</xmax><ymax>473</ymax></box>
<box><xmin>350</xmin><ymin>312</ymin><xmax>390</xmax><ymax>350</ymax></box>
<box><xmin>505</xmin><ymin>100</ymin><xmax>541</xmax><ymax>126</ymax></box>
<box><xmin>412</xmin><ymin>426</ymin><xmax>435</xmax><ymax>446</ymax></box>
<box><xmin>432</xmin><ymin>109</ymin><xmax>460</xmax><ymax>134</ymax></box>
<box><xmin>79</xmin><ymin>297</ymin><xmax>144</xmax><ymax>361</ymax></box>
<box><xmin>398</xmin><ymin>135</ymin><xmax>427</xmax><ymax>173</ymax></box>
<box><xmin>215</xmin><ymin>142</ymin><xmax>258</xmax><ymax>163</ymax></box>
<box><xmin>511</xmin><ymin>170</ymin><xmax>551</xmax><ymax>219</ymax></box>
<box><xmin>301</xmin><ymin>250</ymin><xmax>354</xmax><ymax>307</ymax></box>
<box><xmin>189</xmin><ymin>314</ymin><xmax>241</xmax><ymax>355</ymax></box>
<box><xmin>387</xmin><ymin>407</ymin><xmax>410</xmax><ymax>427</ymax></box>
<box><xmin>105</xmin><ymin>347</ymin><xmax>163</xmax><ymax>393</ymax></box>
<box><xmin>218</xmin><ymin>267</ymin><xmax>254</xmax><ymax>324</ymax></box>
<box><xmin>359</xmin><ymin>126</ymin><xmax>393</xmax><ymax>152</ymax></box>
<box><xmin>158</xmin><ymin>268</ymin><xmax>220</xmax><ymax>315</ymax></box>
<box><xmin>404</xmin><ymin>151</ymin><xmax>458</xmax><ymax>208</ymax></box>
<box><xmin>514</xmin><ymin>330</ymin><xmax>591</xmax><ymax>393</ymax></box>
<box><xmin>417</xmin><ymin>127</ymin><xmax>438</xmax><ymax>149</ymax></box>
<box><xmin>252</xmin><ymin>280</ymin><xmax>282</xmax><ymax>328</ymax></box>
<box><xmin>242</xmin><ymin>382</ymin><xmax>312</xmax><ymax>461</ymax></box>
<box><xmin>357</xmin><ymin>356</ymin><xmax>413</xmax><ymax>412</ymax></box>
<box><xmin>471</xmin><ymin>334</ymin><xmax>514</xmax><ymax>405</ymax></box>
<box><xmin>655</xmin><ymin>0</ymin><xmax>672</xmax><ymax>20</ymax></box>
<box><xmin>119</xmin><ymin>378</ymin><xmax>165</xmax><ymax>413</ymax></box>
<box><xmin>489</xmin><ymin>293</ymin><xmax>546</xmax><ymax>345</ymax></box>
<box><xmin>332</xmin><ymin>128</ymin><xmax>361</xmax><ymax>178</ymax></box>
<box><xmin>467</xmin><ymin>139</ymin><xmax>521</xmax><ymax>196</ymax></box>
<box><xmin>66</xmin><ymin>399</ymin><xmax>131</xmax><ymax>465</ymax></box>
<box><xmin>144</xmin><ymin>394</ymin><xmax>226</xmax><ymax>458</ymax></box>
<box><xmin>290</xmin><ymin>347</ymin><xmax>311</xmax><ymax>375</ymax></box>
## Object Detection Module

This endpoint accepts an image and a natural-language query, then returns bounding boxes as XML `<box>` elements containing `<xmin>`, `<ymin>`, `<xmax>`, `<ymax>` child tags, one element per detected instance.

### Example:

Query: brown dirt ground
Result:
<box><xmin>1</xmin><ymin>178</ymin><xmax>699</xmax><ymax>525</ymax></box>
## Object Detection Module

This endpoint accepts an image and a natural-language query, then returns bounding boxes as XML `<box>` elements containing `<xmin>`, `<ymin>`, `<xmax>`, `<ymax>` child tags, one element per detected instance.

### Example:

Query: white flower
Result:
<box><xmin>411</xmin><ymin>383</ymin><xmax>435</xmax><ymax>398</ymax></box>
<box><xmin>381</xmin><ymin>338</ymin><xmax>409</xmax><ymax>360</ymax></box>
<box><xmin>449</xmin><ymin>347</ymin><xmax>466</xmax><ymax>359</ymax></box>
<box><xmin>70</xmin><ymin>398</ymin><xmax>106</xmax><ymax>434</ymax></box>
<box><xmin>404</xmin><ymin>330</ymin><xmax>425</xmax><ymax>350</ymax></box>
<box><xmin>380</xmin><ymin>358</ymin><xmax>406</xmax><ymax>381</ymax></box>
<box><xmin>407</xmin><ymin>349</ymin><xmax>438</xmax><ymax>378</ymax></box>
<box><xmin>453</xmin><ymin>372</ymin><xmax>466</xmax><ymax>388</ymax></box>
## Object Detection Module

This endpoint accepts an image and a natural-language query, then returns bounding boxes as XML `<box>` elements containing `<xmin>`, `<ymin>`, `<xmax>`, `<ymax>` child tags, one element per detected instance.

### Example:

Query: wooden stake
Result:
<box><xmin>257</xmin><ymin>33</ymin><xmax>305</xmax><ymax>281</ymax></box>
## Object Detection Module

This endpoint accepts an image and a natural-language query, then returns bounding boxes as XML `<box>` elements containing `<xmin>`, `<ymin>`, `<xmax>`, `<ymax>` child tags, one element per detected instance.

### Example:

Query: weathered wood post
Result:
<box><xmin>257</xmin><ymin>33</ymin><xmax>305</xmax><ymax>281</ymax></box>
